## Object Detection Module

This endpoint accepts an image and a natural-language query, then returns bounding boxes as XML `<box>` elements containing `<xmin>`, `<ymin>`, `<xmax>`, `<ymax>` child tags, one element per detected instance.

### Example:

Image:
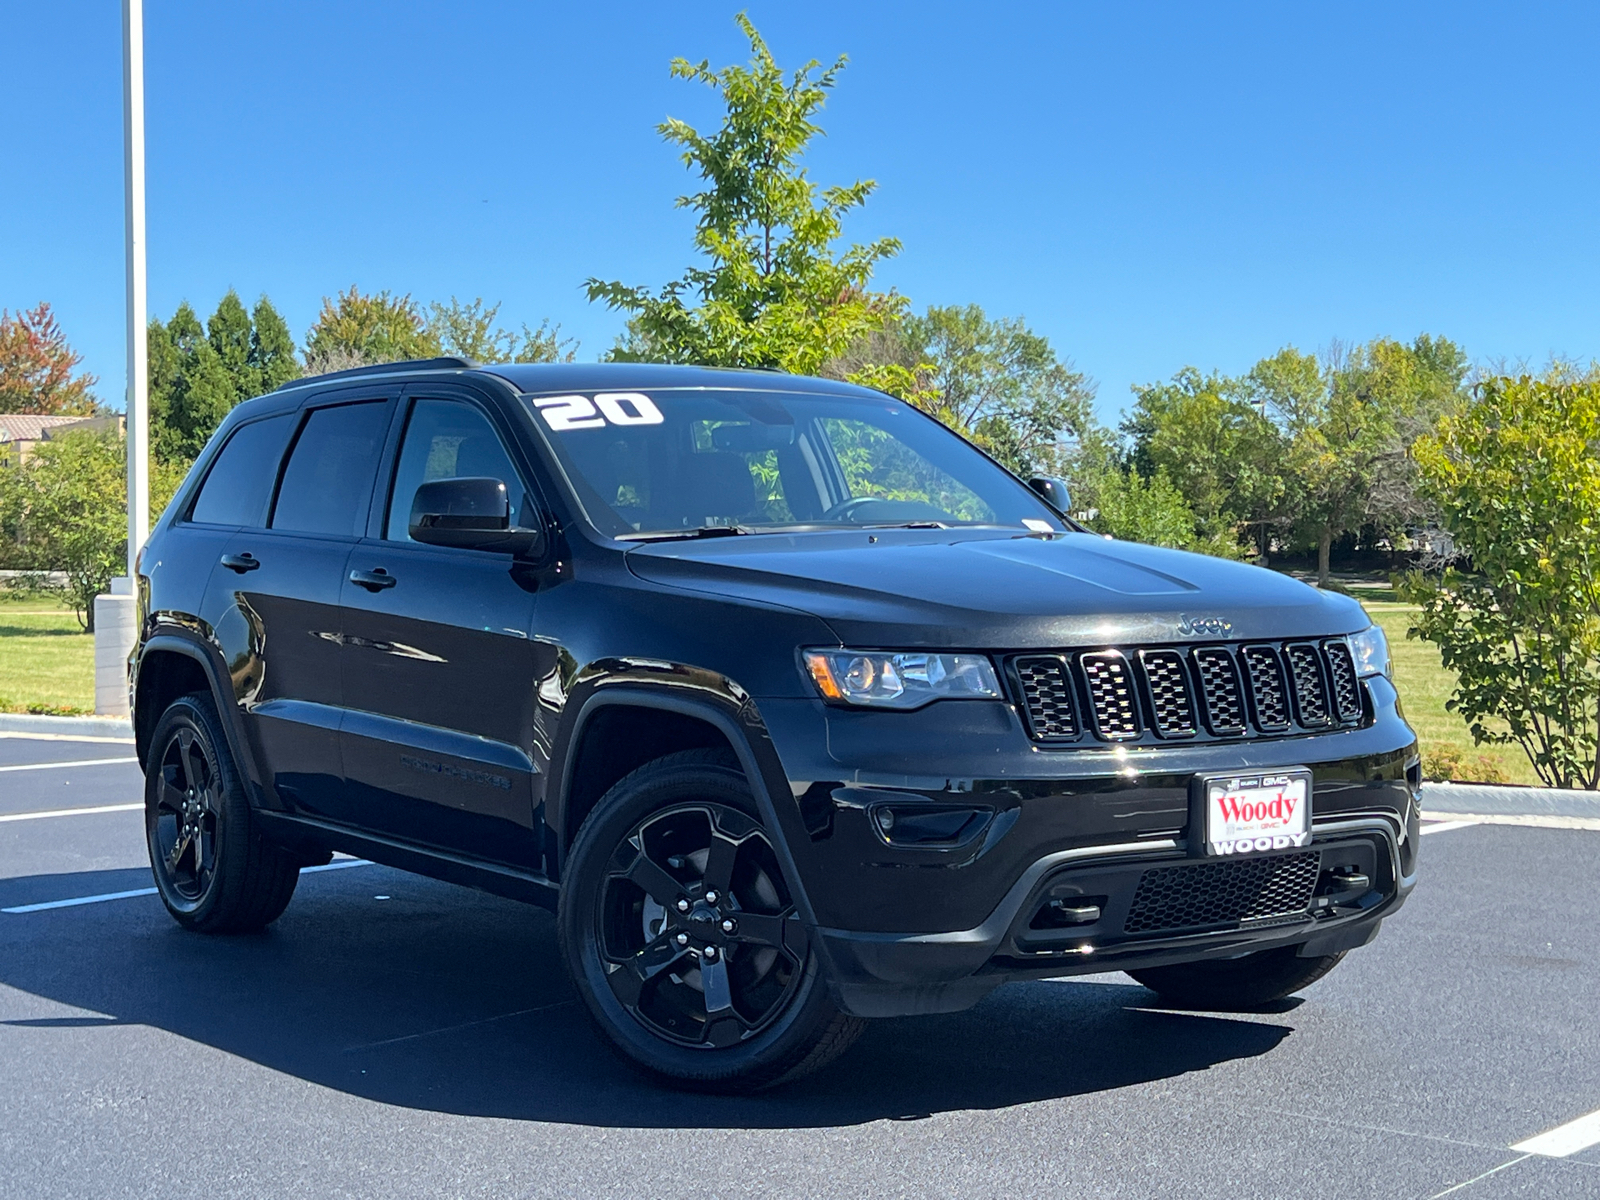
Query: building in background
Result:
<box><xmin>0</xmin><ymin>414</ymin><xmax>125</xmax><ymax>468</ymax></box>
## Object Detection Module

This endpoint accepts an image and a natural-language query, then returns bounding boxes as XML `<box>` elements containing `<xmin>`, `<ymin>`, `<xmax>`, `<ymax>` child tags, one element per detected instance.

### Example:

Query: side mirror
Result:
<box><xmin>408</xmin><ymin>477</ymin><xmax>544</xmax><ymax>557</ymax></box>
<box><xmin>1027</xmin><ymin>475</ymin><xmax>1072</xmax><ymax>518</ymax></box>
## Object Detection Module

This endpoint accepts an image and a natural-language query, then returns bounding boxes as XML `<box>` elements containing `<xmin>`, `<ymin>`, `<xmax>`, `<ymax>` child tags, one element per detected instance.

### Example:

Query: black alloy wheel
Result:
<box><xmin>601</xmin><ymin>800</ymin><xmax>804</xmax><ymax>1048</ymax></box>
<box><xmin>144</xmin><ymin>692</ymin><xmax>301</xmax><ymax>933</ymax></box>
<box><xmin>151</xmin><ymin>722</ymin><xmax>221</xmax><ymax>905</ymax></box>
<box><xmin>560</xmin><ymin>749</ymin><xmax>864</xmax><ymax>1090</ymax></box>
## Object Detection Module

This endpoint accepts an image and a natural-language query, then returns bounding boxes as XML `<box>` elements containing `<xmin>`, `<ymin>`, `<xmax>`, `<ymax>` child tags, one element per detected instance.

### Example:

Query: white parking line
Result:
<box><xmin>1</xmin><ymin>859</ymin><xmax>373</xmax><ymax>914</ymax></box>
<box><xmin>1512</xmin><ymin>1105</ymin><xmax>1600</xmax><ymax>1157</ymax></box>
<box><xmin>0</xmin><ymin>803</ymin><xmax>144</xmax><ymax>823</ymax></box>
<box><xmin>0</xmin><ymin>732</ymin><xmax>135</xmax><ymax>745</ymax></box>
<box><xmin>1420</xmin><ymin>820</ymin><xmax>1479</xmax><ymax>836</ymax></box>
<box><xmin>0</xmin><ymin>757</ymin><xmax>139</xmax><ymax>773</ymax></box>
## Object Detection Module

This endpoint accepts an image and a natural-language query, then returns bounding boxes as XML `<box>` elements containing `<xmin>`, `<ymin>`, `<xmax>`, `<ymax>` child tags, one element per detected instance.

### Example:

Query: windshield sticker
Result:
<box><xmin>535</xmin><ymin>392</ymin><xmax>664</xmax><ymax>432</ymax></box>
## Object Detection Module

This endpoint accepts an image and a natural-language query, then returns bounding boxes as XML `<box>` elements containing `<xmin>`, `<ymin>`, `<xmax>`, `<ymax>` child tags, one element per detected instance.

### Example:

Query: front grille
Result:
<box><xmin>1285</xmin><ymin>643</ymin><xmax>1330</xmax><ymax>726</ymax></box>
<box><xmin>1009</xmin><ymin>639</ymin><xmax>1366</xmax><ymax>746</ymax></box>
<box><xmin>1123</xmin><ymin>852</ymin><xmax>1322</xmax><ymax>935</ymax></box>
<box><xmin>1140</xmin><ymin>651</ymin><xmax>1196</xmax><ymax>737</ymax></box>
<box><xmin>1241</xmin><ymin>646</ymin><xmax>1291</xmax><ymax>731</ymax></box>
<box><xmin>1193</xmin><ymin>647</ymin><xmax>1247</xmax><ymax>735</ymax></box>
<box><xmin>1014</xmin><ymin>656</ymin><xmax>1077</xmax><ymax>739</ymax></box>
<box><xmin>1324</xmin><ymin>641</ymin><xmax>1363</xmax><ymax>722</ymax></box>
<box><xmin>1082</xmin><ymin>653</ymin><xmax>1139</xmax><ymax>739</ymax></box>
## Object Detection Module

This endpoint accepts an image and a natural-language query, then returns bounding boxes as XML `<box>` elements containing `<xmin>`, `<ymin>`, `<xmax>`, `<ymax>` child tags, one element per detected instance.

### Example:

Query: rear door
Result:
<box><xmin>204</xmin><ymin>390</ymin><xmax>396</xmax><ymax>819</ymax></box>
<box><xmin>336</xmin><ymin>384</ymin><xmax>554</xmax><ymax>866</ymax></box>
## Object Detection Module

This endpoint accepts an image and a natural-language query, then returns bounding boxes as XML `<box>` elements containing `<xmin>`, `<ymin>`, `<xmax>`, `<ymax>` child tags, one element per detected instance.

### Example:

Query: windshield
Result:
<box><xmin>519</xmin><ymin>387</ymin><xmax>1064</xmax><ymax>539</ymax></box>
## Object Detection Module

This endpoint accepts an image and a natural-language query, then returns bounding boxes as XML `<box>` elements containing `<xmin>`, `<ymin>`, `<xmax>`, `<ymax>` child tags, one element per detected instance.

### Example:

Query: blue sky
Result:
<box><xmin>4</xmin><ymin>2</ymin><xmax>1597</xmax><ymax>424</ymax></box>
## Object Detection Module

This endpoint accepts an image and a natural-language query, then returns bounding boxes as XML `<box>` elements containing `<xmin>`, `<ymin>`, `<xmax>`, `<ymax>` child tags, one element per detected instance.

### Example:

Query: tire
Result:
<box><xmin>144</xmin><ymin>691</ymin><xmax>300</xmax><ymax>933</ymax></box>
<box><xmin>1127</xmin><ymin>945</ymin><xmax>1347</xmax><ymax>1010</ymax></box>
<box><xmin>558</xmin><ymin>749</ymin><xmax>864</xmax><ymax>1091</ymax></box>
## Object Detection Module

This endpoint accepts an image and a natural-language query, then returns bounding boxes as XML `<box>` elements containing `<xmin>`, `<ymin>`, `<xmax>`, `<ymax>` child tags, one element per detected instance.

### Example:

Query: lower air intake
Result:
<box><xmin>1123</xmin><ymin>852</ymin><xmax>1321</xmax><ymax>935</ymax></box>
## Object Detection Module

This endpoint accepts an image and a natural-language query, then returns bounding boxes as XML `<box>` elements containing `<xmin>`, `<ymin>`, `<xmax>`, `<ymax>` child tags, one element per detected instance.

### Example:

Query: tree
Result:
<box><xmin>425</xmin><ymin>298</ymin><xmax>577</xmax><ymax>363</ymax></box>
<box><xmin>1124</xmin><ymin>366</ymin><xmax>1284</xmax><ymax>555</ymax></box>
<box><xmin>148</xmin><ymin>292</ymin><xmax>299</xmax><ymax>463</ymax></box>
<box><xmin>0</xmin><ymin>302</ymin><xmax>100</xmax><ymax>415</ymax></box>
<box><xmin>303</xmin><ymin>287</ymin><xmax>441</xmax><ymax>368</ymax></box>
<box><xmin>586</xmin><ymin>14</ymin><xmax>903</xmax><ymax>375</ymax></box>
<box><xmin>1402</xmin><ymin>376</ymin><xmax>1600</xmax><ymax>789</ymax></box>
<box><xmin>1252</xmin><ymin>336</ymin><xmax>1467</xmax><ymax>584</ymax></box>
<box><xmin>828</xmin><ymin>305</ymin><xmax>1098</xmax><ymax>478</ymax></box>
<box><xmin>0</xmin><ymin>430</ymin><xmax>183</xmax><ymax>630</ymax></box>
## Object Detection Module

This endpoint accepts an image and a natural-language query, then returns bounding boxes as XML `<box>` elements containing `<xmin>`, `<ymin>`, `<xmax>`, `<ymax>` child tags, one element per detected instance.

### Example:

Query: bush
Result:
<box><xmin>1402</xmin><ymin>376</ymin><xmax>1600</xmax><ymax>789</ymax></box>
<box><xmin>1420</xmin><ymin>743</ymin><xmax>1511</xmax><ymax>785</ymax></box>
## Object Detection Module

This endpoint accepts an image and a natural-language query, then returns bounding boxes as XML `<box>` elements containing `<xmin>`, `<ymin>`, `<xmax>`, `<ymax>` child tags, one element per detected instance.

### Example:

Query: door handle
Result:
<box><xmin>349</xmin><ymin>568</ymin><xmax>397</xmax><ymax>592</ymax></box>
<box><xmin>220</xmin><ymin>553</ymin><xmax>260</xmax><ymax>573</ymax></box>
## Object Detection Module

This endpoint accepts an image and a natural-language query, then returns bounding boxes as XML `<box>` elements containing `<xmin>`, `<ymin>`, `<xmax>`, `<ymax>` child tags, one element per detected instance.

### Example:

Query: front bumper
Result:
<box><xmin>753</xmin><ymin>678</ymin><xmax>1420</xmax><ymax>1019</ymax></box>
<box><xmin>817</xmin><ymin>814</ymin><xmax>1414</xmax><ymax>1017</ymax></box>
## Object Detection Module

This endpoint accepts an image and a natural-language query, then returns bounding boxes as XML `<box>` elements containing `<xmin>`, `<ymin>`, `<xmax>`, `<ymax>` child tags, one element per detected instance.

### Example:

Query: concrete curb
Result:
<box><xmin>1420</xmin><ymin>780</ymin><xmax>1600</xmax><ymax>820</ymax></box>
<box><xmin>0</xmin><ymin>713</ymin><xmax>134</xmax><ymax>740</ymax></box>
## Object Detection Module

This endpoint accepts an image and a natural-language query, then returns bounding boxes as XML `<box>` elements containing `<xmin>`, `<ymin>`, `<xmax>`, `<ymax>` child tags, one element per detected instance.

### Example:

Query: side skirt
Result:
<box><xmin>254</xmin><ymin>810</ymin><xmax>560</xmax><ymax>911</ymax></box>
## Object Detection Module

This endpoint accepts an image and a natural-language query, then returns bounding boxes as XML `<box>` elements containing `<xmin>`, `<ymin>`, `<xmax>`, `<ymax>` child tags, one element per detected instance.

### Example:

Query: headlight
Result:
<box><xmin>803</xmin><ymin>650</ymin><xmax>1002</xmax><ymax>709</ymax></box>
<box><xmin>1348</xmin><ymin>624</ymin><xmax>1391</xmax><ymax>679</ymax></box>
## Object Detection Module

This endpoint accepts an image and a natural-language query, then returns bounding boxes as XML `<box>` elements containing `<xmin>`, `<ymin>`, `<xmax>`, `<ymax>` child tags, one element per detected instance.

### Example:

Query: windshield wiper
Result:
<box><xmin>616</xmin><ymin>525</ymin><xmax>754</xmax><ymax>543</ymax></box>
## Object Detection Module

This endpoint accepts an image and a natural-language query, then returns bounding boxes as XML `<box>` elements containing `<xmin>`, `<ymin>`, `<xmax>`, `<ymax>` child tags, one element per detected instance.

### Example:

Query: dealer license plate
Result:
<box><xmin>1201</xmin><ymin>770</ymin><xmax>1312</xmax><ymax>857</ymax></box>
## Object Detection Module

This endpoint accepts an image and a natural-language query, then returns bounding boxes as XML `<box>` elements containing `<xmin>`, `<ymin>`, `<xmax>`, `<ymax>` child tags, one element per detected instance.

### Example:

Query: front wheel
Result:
<box><xmin>1127</xmin><ymin>945</ymin><xmax>1347</xmax><ymax>1010</ymax></box>
<box><xmin>558</xmin><ymin>750</ymin><xmax>863</xmax><ymax>1091</ymax></box>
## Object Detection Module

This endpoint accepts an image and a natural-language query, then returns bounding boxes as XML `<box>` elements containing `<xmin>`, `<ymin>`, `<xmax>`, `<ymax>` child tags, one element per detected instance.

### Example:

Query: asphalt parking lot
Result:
<box><xmin>2</xmin><ymin>731</ymin><xmax>1598</xmax><ymax>1200</ymax></box>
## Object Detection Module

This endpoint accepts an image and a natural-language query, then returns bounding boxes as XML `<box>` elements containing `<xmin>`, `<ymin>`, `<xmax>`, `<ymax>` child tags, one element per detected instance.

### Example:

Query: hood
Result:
<box><xmin>625</xmin><ymin>528</ymin><xmax>1368</xmax><ymax>649</ymax></box>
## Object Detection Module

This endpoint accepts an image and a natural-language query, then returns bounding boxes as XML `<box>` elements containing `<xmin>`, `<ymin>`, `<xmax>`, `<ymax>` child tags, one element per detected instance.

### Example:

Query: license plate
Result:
<box><xmin>1201</xmin><ymin>770</ymin><xmax>1312</xmax><ymax>856</ymax></box>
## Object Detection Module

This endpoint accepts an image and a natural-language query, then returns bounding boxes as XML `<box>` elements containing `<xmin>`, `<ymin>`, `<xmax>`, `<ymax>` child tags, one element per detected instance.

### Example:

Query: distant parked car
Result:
<box><xmin>130</xmin><ymin>358</ymin><xmax>1419</xmax><ymax>1089</ymax></box>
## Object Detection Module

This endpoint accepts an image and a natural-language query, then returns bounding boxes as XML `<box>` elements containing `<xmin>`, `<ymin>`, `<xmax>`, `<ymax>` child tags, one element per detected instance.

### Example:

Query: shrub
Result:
<box><xmin>1402</xmin><ymin>376</ymin><xmax>1600</xmax><ymax>789</ymax></box>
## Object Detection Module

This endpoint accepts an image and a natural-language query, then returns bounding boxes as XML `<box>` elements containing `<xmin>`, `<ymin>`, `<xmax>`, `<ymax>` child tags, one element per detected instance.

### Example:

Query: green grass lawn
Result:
<box><xmin>0</xmin><ymin>593</ymin><xmax>95</xmax><ymax>715</ymax></box>
<box><xmin>1363</xmin><ymin>601</ymin><xmax>1539</xmax><ymax>785</ymax></box>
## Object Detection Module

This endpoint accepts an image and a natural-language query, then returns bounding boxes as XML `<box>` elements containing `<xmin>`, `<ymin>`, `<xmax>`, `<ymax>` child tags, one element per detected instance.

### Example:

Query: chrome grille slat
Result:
<box><xmin>1139</xmin><ymin>650</ymin><xmax>1196</xmax><ymax>738</ymax></box>
<box><xmin>1081</xmin><ymin>652</ymin><xmax>1140</xmax><ymax>740</ymax></box>
<box><xmin>1013</xmin><ymin>655</ymin><xmax>1077</xmax><ymax>739</ymax></box>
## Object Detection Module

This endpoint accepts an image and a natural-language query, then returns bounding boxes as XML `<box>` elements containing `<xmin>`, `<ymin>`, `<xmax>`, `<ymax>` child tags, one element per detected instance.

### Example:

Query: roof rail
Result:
<box><xmin>274</xmin><ymin>356</ymin><xmax>478</xmax><ymax>392</ymax></box>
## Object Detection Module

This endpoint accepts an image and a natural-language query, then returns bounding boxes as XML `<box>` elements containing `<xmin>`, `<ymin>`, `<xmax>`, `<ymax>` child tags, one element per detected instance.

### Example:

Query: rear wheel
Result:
<box><xmin>559</xmin><ymin>749</ymin><xmax>864</xmax><ymax>1091</ymax></box>
<box><xmin>145</xmin><ymin>692</ymin><xmax>300</xmax><ymax>933</ymax></box>
<box><xmin>1127</xmin><ymin>945</ymin><xmax>1346</xmax><ymax>1010</ymax></box>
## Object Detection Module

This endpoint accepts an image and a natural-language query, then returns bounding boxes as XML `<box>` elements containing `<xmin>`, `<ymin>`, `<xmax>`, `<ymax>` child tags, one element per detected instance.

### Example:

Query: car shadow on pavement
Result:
<box><xmin>0</xmin><ymin>867</ymin><xmax>1295</xmax><ymax>1128</ymax></box>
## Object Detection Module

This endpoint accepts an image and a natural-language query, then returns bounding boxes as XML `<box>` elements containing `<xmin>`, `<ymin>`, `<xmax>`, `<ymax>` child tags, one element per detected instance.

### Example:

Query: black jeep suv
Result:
<box><xmin>130</xmin><ymin>358</ymin><xmax>1419</xmax><ymax>1089</ymax></box>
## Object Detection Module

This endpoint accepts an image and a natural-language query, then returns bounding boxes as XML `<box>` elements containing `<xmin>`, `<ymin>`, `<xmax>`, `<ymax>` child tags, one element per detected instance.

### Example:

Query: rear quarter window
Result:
<box><xmin>187</xmin><ymin>413</ymin><xmax>295</xmax><ymax>527</ymax></box>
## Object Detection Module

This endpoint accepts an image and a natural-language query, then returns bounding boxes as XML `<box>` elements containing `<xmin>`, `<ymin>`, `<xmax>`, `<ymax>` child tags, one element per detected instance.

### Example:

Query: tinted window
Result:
<box><xmin>270</xmin><ymin>402</ymin><xmax>390</xmax><ymax>536</ymax></box>
<box><xmin>188</xmin><ymin>413</ymin><xmax>295</xmax><ymax>527</ymax></box>
<box><xmin>385</xmin><ymin>399</ymin><xmax>532</xmax><ymax>541</ymax></box>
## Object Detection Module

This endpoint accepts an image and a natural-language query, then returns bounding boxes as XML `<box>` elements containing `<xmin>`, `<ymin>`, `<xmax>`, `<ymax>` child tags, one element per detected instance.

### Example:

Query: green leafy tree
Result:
<box><xmin>148</xmin><ymin>292</ymin><xmax>300</xmax><ymax>462</ymax></box>
<box><xmin>1401</xmin><ymin>376</ymin><xmax>1600</xmax><ymax>789</ymax></box>
<box><xmin>1253</xmin><ymin>336</ymin><xmax>1466</xmax><ymax>584</ymax></box>
<box><xmin>1123</xmin><ymin>367</ymin><xmax>1283</xmax><ymax>556</ymax></box>
<box><xmin>586</xmin><ymin>14</ymin><xmax>903</xmax><ymax>374</ymax></box>
<box><xmin>425</xmin><ymin>298</ymin><xmax>577</xmax><ymax>363</ymax></box>
<box><xmin>0</xmin><ymin>302</ymin><xmax>100</xmax><ymax>415</ymax></box>
<box><xmin>0</xmin><ymin>430</ymin><xmax>183</xmax><ymax>629</ymax></box>
<box><xmin>303</xmin><ymin>287</ymin><xmax>441</xmax><ymax>369</ymax></box>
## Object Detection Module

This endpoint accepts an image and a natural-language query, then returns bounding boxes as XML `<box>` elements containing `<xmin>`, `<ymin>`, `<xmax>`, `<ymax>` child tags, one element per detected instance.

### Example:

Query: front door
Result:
<box><xmin>337</xmin><ymin>389</ymin><xmax>552</xmax><ymax>867</ymax></box>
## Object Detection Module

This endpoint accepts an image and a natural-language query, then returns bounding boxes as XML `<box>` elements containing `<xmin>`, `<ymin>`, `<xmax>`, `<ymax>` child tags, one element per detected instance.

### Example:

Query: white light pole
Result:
<box><xmin>97</xmin><ymin>0</ymin><xmax>147</xmax><ymax>718</ymax></box>
<box><xmin>123</xmin><ymin>0</ymin><xmax>149</xmax><ymax>572</ymax></box>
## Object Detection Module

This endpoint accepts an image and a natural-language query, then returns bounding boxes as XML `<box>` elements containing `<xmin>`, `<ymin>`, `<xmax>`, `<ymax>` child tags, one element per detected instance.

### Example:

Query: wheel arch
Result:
<box><xmin>550</xmin><ymin>686</ymin><xmax>819</xmax><ymax>931</ymax></box>
<box><xmin>133</xmin><ymin>633</ymin><xmax>254</xmax><ymax>786</ymax></box>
